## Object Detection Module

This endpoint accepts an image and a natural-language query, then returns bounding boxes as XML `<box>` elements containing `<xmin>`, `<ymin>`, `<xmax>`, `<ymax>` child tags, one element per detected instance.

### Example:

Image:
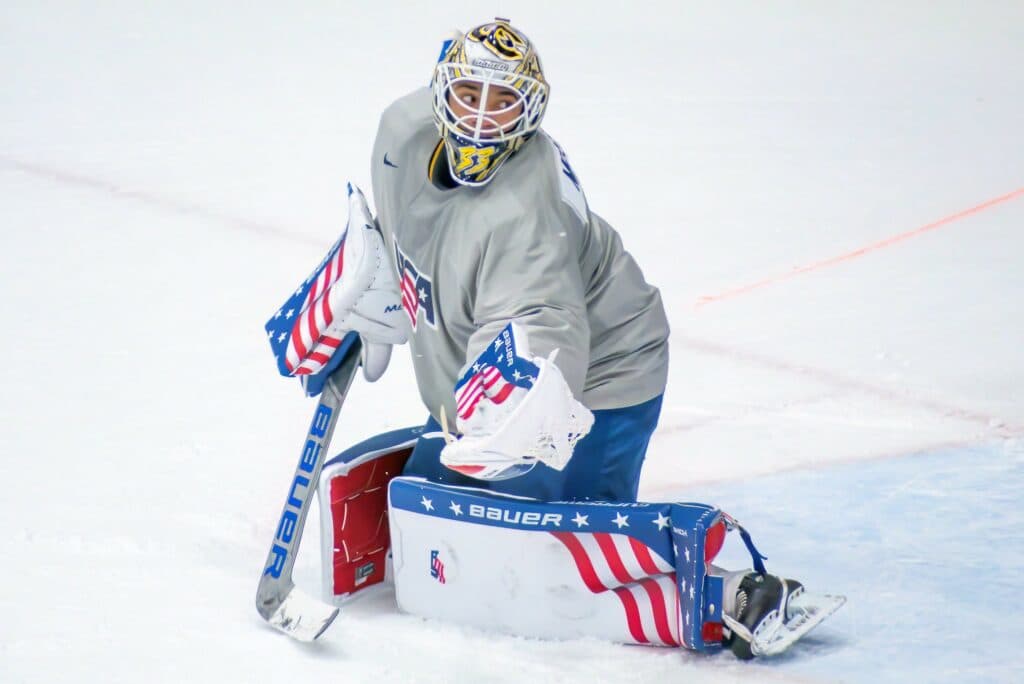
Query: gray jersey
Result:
<box><xmin>370</xmin><ymin>88</ymin><xmax>669</xmax><ymax>423</ymax></box>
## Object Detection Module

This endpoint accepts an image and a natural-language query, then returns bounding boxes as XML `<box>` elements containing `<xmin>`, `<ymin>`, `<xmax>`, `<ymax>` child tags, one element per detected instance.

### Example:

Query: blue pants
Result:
<box><xmin>402</xmin><ymin>394</ymin><xmax>663</xmax><ymax>502</ymax></box>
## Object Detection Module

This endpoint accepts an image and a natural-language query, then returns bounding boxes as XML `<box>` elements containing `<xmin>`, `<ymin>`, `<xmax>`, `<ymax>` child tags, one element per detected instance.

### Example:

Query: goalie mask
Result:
<box><xmin>431</xmin><ymin>19</ymin><xmax>549</xmax><ymax>187</ymax></box>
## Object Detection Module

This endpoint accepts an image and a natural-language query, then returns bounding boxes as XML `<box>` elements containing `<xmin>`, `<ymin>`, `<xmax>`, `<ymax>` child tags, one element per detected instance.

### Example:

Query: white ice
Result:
<box><xmin>2</xmin><ymin>2</ymin><xmax>1022</xmax><ymax>682</ymax></box>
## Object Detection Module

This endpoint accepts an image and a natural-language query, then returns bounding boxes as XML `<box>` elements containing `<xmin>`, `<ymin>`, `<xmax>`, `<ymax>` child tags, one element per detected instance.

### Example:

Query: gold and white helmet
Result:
<box><xmin>431</xmin><ymin>19</ymin><xmax>549</xmax><ymax>186</ymax></box>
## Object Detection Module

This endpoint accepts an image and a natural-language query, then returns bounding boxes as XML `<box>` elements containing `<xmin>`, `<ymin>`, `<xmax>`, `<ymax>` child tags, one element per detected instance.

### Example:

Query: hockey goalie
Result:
<box><xmin>259</xmin><ymin>17</ymin><xmax>843</xmax><ymax>659</ymax></box>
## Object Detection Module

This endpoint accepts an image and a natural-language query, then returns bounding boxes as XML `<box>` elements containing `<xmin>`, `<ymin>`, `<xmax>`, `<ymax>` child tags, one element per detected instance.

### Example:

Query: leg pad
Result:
<box><xmin>317</xmin><ymin>428</ymin><xmax>417</xmax><ymax>603</ymax></box>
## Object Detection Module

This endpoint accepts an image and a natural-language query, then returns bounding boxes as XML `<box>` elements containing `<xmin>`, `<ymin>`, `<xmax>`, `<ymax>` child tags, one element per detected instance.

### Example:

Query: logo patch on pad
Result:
<box><xmin>430</xmin><ymin>550</ymin><xmax>447</xmax><ymax>584</ymax></box>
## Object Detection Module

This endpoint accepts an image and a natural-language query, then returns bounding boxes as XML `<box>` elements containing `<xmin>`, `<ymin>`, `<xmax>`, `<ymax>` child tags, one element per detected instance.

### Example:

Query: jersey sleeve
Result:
<box><xmin>465</xmin><ymin>201</ymin><xmax>590</xmax><ymax>400</ymax></box>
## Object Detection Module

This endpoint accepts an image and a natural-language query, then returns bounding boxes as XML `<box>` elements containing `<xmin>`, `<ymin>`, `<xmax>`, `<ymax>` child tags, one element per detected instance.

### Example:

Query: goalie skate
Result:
<box><xmin>722</xmin><ymin>574</ymin><xmax>846</xmax><ymax>659</ymax></box>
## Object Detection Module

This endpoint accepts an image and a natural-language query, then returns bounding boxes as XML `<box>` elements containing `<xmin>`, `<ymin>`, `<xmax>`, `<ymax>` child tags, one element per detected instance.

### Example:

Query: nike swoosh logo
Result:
<box><xmin>383</xmin><ymin>153</ymin><xmax>398</xmax><ymax>168</ymax></box>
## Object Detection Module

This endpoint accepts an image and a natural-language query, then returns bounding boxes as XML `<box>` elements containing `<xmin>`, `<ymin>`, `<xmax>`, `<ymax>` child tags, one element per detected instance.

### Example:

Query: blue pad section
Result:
<box><xmin>670</xmin><ymin>503</ymin><xmax>727</xmax><ymax>650</ymax></box>
<box><xmin>324</xmin><ymin>425</ymin><xmax>424</xmax><ymax>469</ymax></box>
<box><xmin>299</xmin><ymin>333</ymin><xmax>359</xmax><ymax>397</ymax></box>
<box><xmin>389</xmin><ymin>477</ymin><xmax>729</xmax><ymax>651</ymax></box>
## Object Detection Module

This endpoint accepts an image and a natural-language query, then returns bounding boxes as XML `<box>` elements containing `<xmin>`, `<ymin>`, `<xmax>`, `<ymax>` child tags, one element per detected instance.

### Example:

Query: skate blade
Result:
<box><xmin>265</xmin><ymin>587</ymin><xmax>340</xmax><ymax>642</ymax></box>
<box><xmin>757</xmin><ymin>593</ymin><xmax>846</xmax><ymax>656</ymax></box>
<box><xmin>723</xmin><ymin>592</ymin><xmax>845</xmax><ymax>657</ymax></box>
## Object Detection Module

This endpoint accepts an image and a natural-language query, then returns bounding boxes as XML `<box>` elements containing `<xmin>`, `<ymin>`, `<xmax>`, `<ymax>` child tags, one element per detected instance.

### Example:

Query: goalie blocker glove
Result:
<box><xmin>438</xmin><ymin>322</ymin><xmax>594</xmax><ymax>480</ymax></box>
<box><xmin>265</xmin><ymin>183</ymin><xmax>407</xmax><ymax>394</ymax></box>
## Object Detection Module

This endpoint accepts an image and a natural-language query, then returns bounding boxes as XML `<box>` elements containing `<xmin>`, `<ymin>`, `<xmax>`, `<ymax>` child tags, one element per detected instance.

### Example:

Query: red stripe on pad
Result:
<box><xmin>447</xmin><ymin>464</ymin><xmax>486</xmax><ymax>475</ymax></box>
<box><xmin>612</xmin><ymin>586</ymin><xmax>649</xmax><ymax>644</ymax></box>
<box><xmin>638</xmin><ymin>578</ymin><xmax>678</xmax><ymax>646</ymax></box>
<box><xmin>594</xmin><ymin>533</ymin><xmax>636</xmax><ymax>584</ymax></box>
<box><xmin>550</xmin><ymin>532</ymin><xmax>606</xmax><ymax>593</ymax></box>
<box><xmin>289</xmin><ymin>324</ymin><xmax>308</xmax><ymax>365</ymax></box>
<box><xmin>320</xmin><ymin>287</ymin><xmax>334</xmax><ymax>328</ymax></box>
<box><xmin>629</xmin><ymin>536</ymin><xmax>663</xmax><ymax>576</ymax></box>
<box><xmin>488</xmin><ymin>382</ymin><xmax>515</xmax><ymax>405</ymax></box>
<box><xmin>308</xmin><ymin>351</ymin><xmax>332</xmax><ymax>365</ymax></box>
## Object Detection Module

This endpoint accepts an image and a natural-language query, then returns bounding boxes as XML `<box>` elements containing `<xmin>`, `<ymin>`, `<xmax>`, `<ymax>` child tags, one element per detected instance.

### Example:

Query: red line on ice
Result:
<box><xmin>696</xmin><ymin>186</ymin><xmax>1024</xmax><ymax>307</ymax></box>
<box><xmin>0</xmin><ymin>155</ymin><xmax>326</xmax><ymax>247</ymax></box>
<box><xmin>673</xmin><ymin>334</ymin><xmax>1024</xmax><ymax>436</ymax></box>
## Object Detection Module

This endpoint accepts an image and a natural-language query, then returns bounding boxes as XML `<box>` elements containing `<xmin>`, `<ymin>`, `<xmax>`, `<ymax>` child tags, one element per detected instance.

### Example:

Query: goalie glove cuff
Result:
<box><xmin>439</xmin><ymin>323</ymin><xmax>594</xmax><ymax>481</ymax></box>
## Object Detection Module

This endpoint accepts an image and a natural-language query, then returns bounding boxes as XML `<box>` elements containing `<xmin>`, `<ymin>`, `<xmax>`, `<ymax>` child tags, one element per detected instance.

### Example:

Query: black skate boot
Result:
<box><xmin>724</xmin><ymin>573</ymin><xmax>805</xmax><ymax>660</ymax></box>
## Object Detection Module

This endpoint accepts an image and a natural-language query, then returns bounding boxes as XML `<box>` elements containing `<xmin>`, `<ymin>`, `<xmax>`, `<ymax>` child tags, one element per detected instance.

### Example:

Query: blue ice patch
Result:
<box><xmin>676</xmin><ymin>440</ymin><xmax>1024</xmax><ymax>680</ymax></box>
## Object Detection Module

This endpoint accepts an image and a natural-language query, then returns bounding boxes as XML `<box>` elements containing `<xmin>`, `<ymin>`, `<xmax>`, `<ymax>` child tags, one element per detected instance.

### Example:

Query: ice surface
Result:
<box><xmin>2</xmin><ymin>2</ymin><xmax>1022</xmax><ymax>682</ymax></box>
<box><xmin>686</xmin><ymin>440</ymin><xmax>1024</xmax><ymax>682</ymax></box>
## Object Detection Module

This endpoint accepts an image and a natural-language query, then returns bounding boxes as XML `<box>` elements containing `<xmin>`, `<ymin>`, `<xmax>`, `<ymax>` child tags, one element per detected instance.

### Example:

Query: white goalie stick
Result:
<box><xmin>255</xmin><ymin>344</ymin><xmax>362</xmax><ymax>641</ymax></box>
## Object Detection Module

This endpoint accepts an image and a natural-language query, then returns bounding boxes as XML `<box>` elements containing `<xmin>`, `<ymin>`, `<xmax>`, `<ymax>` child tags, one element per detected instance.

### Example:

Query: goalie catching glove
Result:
<box><xmin>265</xmin><ymin>183</ymin><xmax>406</xmax><ymax>393</ymax></box>
<box><xmin>438</xmin><ymin>322</ymin><xmax>594</xmax><ymax>480</ymax></box>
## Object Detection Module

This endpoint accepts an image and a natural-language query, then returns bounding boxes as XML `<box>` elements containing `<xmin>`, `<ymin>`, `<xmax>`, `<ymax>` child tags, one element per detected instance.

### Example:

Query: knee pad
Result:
<box><xmin>317</xmin><ymin>428</ymin><xmax>419</xmax><ymax>604</ymax></box>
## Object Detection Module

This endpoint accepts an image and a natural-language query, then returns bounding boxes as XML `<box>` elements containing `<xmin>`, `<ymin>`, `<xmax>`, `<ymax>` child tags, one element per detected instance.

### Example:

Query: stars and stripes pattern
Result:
<box><xmin>399</xmin><ymin>267</ymin><xmax>421</xmax><ymax>328</ymax></box>
<box><xmin>430</xmin><ymin>550</ymin><xmax>447</xmax><ymax>584</ymax></box>
<box><xmin>550</xmin><ymin>531</ymin><xmax>681</xmax><ymax>647</ymax></box>
<box><xmin>266</xmin><ymin>233</ymin><xmax>347</xmax><ymax>377</ymax></box>
<box><xmin>454</xmin><ymin>323</ymin><xmax>539</xmax><ymax>421</ymax></box>
<box><xmin>394</xmin><ymin>243</ymin><xmax>435</xmax><ymax>330</ymax></box>
<box><xmin>388</xmin><ymin>478</ymin><xmax>730</xmax><ymax>651</ymax></box>
<box><xmin>455</xmin><ymin>363</ymin><xmax>512</xmax><ymax>420</ymax></box>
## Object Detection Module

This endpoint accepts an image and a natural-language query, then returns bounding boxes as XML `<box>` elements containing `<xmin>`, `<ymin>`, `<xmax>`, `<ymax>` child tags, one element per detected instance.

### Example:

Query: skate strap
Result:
<box><xmin>738</xmin><ymin>525</ymin><xmax>768</xmax><ymax>575</ymax></box>
<box><xmin>722</xmin><ymin>514</ymin><xmax>768</xmax><ymax>575</ymax></box>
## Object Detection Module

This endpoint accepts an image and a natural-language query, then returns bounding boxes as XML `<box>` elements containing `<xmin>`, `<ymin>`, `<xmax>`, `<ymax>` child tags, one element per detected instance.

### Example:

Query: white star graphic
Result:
<box><xmin>689</xmin><ymin>586</ymin><xmax>695</xmax><ymax>600</ymax></box>
<box><xmin>685</xmin><ymin>613</ymin><xmax>690</xmax><ymax>626</ymax></box>
<box><xmin>572</xmin><ymin>512</ymin><xmax>589</xmax><ymax>527</ymax></box>
<box><xmin>684</xmin><ymin>547</ymin><xmax>691</xmax><ymax>563</ymax></box>
<box><xmin>472</xmin><ymin>363</ymin><xmax>482</xmax><ymax>372</ymax></box>
<box><xmin>285</xmin><ymin>308</ymin><xmax>295</xmax><ymax>319</ymax></box>
<box><xmin>496</xmin><ymin>353</ymin><xmax>504</xmax><ymax>363</ymax></box>
<box><xmin>493</xmin><ymin>338</ymin><xmax>503</xmax><ymax>350</ymax></box>
<box><xmin>680</xmin><ymin>578</ymin><xmax>687</xmax><ymax>592</ymax></box>
<box><xmin>653</xmin><ymin>512</ymin><xmax>671</xmax><ymax>530</ymax></box>
<box><xmin>612</xmin><ymin>512</ymin><xmax>629</xmax><ymax>529</ymax></box>
<box><xmin>420</xmin><ymin>496</ymin><xmax>434</xmax><ymax>511</ymax></box>
<box><xmin>294</xmin><ymin>287</ymin><xmax>304</xmax><ymax>297</ymax></box>
<box><xmin>418</xmin><ymin>287</ymin><xmax>427</xmax><ymax>302</ymax></box>
<box><xmin>273</xmin><ymin>310</ymin><xmax>282</xmax><ymax>319</ymax></box>
<box><xmin>266</xmin><ymin>330</ymin><xmax>274</xmax><ymax>339</ymax></box>
<box><xmin>512</xmin><ymin>370</ymin><xmax>522</xmax><ymax>381</ymax></box>
<box><xmin>449</xmin><ymin>501</ymin><xmax>462</xmax><ymax>516</ymax></box>
<box><xmin>277</xmin><ymin>332</ymin><xmax>287</xmax><ymax>343</ymax></box>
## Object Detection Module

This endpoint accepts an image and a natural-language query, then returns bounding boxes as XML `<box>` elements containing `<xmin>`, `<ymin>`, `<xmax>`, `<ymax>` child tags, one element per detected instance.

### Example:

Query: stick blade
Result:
<box><xmin>261</xmin><ymin>586</ymin><xmax>340</xmax><ymax>642</ymax></box>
